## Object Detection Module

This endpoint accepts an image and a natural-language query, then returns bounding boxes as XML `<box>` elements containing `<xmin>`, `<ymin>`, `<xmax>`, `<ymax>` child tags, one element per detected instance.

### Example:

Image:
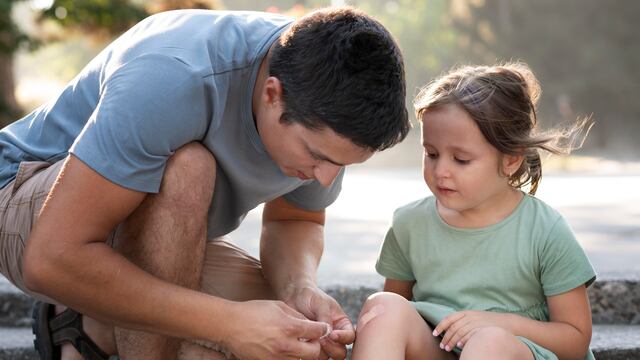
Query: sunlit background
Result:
<box><xmin>2</xmin><ymin>0</ymin><xmax>639</xmax><ymax>286</ymax></box>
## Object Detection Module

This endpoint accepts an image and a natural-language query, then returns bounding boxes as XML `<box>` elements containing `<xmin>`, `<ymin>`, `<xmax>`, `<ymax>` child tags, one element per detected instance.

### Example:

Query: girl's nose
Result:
<box><xmin>434</xmin><ymin>160</ymin><xmax>450</xmax><ymax>179</ymax></box>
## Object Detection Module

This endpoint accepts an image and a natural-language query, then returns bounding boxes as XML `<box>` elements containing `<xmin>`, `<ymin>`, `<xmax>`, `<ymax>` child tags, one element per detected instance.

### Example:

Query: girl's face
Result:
<box><xmin>421</xmin><ymin>104</ymin><xmax>519</xmax><ymax>222</ymax></box>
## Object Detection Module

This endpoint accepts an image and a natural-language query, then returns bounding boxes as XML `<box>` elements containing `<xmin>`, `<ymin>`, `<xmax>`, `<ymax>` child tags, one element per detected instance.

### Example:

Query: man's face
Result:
<box><xmin>258</xmin><ymin>115</ymin><xmax>373</xmax><ymax>187</ymax></box>
<box><xmin>253</xmin><ymin>75</ymin><xmax>373</xmax><ymax>186</ymax></box>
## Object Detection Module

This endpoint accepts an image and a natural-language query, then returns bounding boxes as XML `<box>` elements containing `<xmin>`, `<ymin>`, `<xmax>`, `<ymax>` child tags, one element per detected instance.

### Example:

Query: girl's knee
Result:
<box><xmin>357</xmin><ymin>292</ymin><xmax>413</xmax><ymax>333</ymax></box>
<box><xmin>361</xmin><ymin>292</ymin><xmax>412</xmax><ymax>315</ymax></box>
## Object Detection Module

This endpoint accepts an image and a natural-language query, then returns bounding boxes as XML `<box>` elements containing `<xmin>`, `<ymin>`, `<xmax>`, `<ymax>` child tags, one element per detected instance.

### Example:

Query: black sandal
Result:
<box><xmin>32</xmin><ymin>301</ymin><xmax>112</xmax><ymax>360</ymax></box>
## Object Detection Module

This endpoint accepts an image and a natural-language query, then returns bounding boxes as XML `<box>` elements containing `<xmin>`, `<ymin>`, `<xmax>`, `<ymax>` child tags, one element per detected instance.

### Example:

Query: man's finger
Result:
<box><xmin>319</xmin><ymin>338</ymin><xmax>347</xmax><ymax>360</ymax></box>
<box><xmin>328</xmin><ymin>328</ymin><xmax>355</xmax><ymax>345</ymax></box>
<box><xmin>295</xmin><ymin>319</ymin><xmax>331</xmax><ymax>341</ymax></box>
<box><xmin>325</xmin><ymin>305</ymin><xmax>354</xmax><ymax>342</ymax></box>
<box><xmin>286</xmin><ymin>338</ymin><xmax>322</xmax><ymax>360</ymax></box>
<box><xmin>311</xmin><ymin>296</ymin><xmax>334</xmax><ymax>325</ymax></box>
<box><xmin>281</xmin><ymin>302</ymin><xmax>311</xmax><ymax>320</ymax></box>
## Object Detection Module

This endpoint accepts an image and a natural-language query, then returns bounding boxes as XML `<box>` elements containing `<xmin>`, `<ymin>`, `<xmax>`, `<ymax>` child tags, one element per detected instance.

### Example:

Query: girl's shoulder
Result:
<box><xmin>518</xmin><ymin>194</ymin><xmax>565</xmax><ymax>227</ymax></box>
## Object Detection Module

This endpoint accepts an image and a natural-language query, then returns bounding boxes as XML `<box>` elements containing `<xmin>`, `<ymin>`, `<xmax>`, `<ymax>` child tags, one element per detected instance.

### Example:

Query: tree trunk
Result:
<box><xmin>0</xmin><ymin>52</ymin><xmax>20</xmax><ymax>127</ymax></box>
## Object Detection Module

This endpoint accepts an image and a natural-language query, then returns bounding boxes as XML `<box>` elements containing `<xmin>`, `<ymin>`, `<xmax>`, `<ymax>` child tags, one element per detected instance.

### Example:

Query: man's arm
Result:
<box><xmin>22</xmin><ymin>155</ymin><xmax>328</xmax><ymax>359</ymax></box>
<box><xmin>261</xmin><ymin>196</ymin><xmax>356</xmax><ymax>359</ymax></box>
<box><xmin>260</xmin><ymin>196</ymin><xmax>325</xmax><ymax>298</ymax></box>
<box><xmin>23</xmin><ymin>155</ymin><xmax>233</xmax><ymax>340</ymax></box>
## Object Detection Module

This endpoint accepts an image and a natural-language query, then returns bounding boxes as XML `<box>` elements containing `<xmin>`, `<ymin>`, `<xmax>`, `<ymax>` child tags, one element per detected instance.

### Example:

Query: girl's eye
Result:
<box><xmin>455</xmin><ymin>157</ymin><xmax>470</xmax><ymax>165</ymax></box>
<box><xmin>425</xmin><ymin>152</ymin><xmax>437</xmax><ymax>159</ymax></box>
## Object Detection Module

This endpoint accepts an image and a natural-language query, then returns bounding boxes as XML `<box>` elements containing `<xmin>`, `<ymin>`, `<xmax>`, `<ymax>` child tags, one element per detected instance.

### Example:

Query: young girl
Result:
<box><xmin>351</xmin><ymin>63</ymin><xmax>595</xmax><ymax>360</ymax></box>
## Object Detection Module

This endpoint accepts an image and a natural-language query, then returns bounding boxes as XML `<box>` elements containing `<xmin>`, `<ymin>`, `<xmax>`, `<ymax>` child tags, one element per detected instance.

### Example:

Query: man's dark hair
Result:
<box><xmin>269</xmin><ymin>7</ymin><xmax>410</xmax><ymax>151</ymax></box>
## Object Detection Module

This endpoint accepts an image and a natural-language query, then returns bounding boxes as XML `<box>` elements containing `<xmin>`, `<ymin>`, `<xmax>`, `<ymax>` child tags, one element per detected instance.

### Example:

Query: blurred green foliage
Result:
<box><xmin>0</xmin><ymin>1</ymin><xmax>35</xmax><ymax>54</ymax></box>
<box><xmin>3</xmin><ymin>0</ymin><xmax>639</xmax><ymax>157</ymax></box>
<box><xmin>1</xmin><ymin>0</ymin><xmax>217</xmax><ymax>125</ymax></box>
<box><xmin>39</xmin><ymin>0</ymin><xmax>148</xmax><ymax>35</ymax></box>
<box><xmin>0</xmin><ymin>0</ymin><xmax>148</xmax><ymax>126</ymax></box>
<box><xmin>1</xmin><ymin>1</ymin><xmax>36</xmax><ymax>123</ymax></box>
<box><xmin>450</xmin><ymin>0</ymin><xmax>640</xmax><ymax>156</ymax></box>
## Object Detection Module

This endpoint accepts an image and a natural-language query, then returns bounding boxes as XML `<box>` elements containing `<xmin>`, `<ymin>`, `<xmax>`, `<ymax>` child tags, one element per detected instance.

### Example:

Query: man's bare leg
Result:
<box><xmin>111</xmin><ymin>142</ymin><xmax>216</xmax><ymax>360</ymax></box>
<box><xmin>177</xmin><ymin>239</ymin><xmax>278</xmax><ymax>360</ymax></box>
<box><xmin>178</xmin><ymin>342</ymin><xmax>230</xmax><ymax>360</ymax></box>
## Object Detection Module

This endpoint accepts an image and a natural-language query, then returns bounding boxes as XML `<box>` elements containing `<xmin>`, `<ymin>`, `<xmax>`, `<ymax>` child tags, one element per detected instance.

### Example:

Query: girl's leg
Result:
<box><xmin>351</xmin><ymin>292</ymin><xmax>454</xmax><ymax>360</ymax></box>
<box><xmin>459</xmin><ymin>327</ymin><xmax>534</xmax><ymax>360</ymax></box>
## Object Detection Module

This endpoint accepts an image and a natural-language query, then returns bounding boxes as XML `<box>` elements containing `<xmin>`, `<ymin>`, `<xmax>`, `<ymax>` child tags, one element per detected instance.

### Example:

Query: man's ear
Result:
<box><xmin>502</xmin><ymin>153</ymin><xmax>524</xmax><ymax>177</ymax></box>
<box><xmin>263</xmin><ymin>76</ymin><xmax>283</xmax><ymax>109</ymax></box>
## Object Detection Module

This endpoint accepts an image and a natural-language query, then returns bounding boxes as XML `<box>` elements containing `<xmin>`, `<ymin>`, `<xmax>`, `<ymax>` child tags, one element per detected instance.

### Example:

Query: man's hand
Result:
<box><xmin>433</xmin><ymin>310</ymin><xmax>513</xmax><ymax>351</ymax></box>
<box><xmin>224</xmin><ymin>300</ymin><xmax>330</xmax><ymax>360</ymax></box>
<box><xmin>283</xmin><ymin>285</ymin><xmax>355</xmax><ymax>360</ymax></box>
<box><xmin>260</xmin><ymin>197</ymin><xmax>355</xmax><ymax>358</ymax></box>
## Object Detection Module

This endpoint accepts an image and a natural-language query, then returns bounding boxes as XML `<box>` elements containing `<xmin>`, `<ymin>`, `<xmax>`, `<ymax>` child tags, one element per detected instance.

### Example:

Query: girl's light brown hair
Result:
<box><xmin>414</xmin><ymin>62</ymin><xmax>592</xmax><ymax>195</ymax></box>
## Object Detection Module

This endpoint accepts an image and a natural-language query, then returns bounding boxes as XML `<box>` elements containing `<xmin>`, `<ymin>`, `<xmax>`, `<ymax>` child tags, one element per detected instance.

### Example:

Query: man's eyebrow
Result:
<box><xmin>308</xmin><ymin>146</ymin><xmax>345</xmax><ymax>166</ymax></box>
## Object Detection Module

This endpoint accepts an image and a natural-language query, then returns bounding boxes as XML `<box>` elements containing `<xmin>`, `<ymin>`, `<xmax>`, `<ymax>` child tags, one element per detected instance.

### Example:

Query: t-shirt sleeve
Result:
<box><xmin>282</xmin><ymin>167</ymin><xmax>345</xmax><ymax>211</ymax></box>
<box><xmin>376</xmin><ymin>226</ymin><xmax>415</xmax><ymax>281</ymax></box>
<box><xmin>539</xmin><ymin>216</ymin><xmax>596</xmax><ymax>296</ymax></box>
<box><xmin>69</xmin><ymin>54</ymin><xmax>210</xmax><ymax>193</ymax></box>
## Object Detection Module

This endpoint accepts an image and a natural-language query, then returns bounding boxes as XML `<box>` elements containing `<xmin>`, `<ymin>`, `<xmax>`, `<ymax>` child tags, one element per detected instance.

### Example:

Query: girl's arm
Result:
<box><xmin>436</xmin><ymin>285</ymin><xmax>592</xmax><ymax>360</ymax></box>
<box><xmin>519</xmin><ymin>285</ymin><xmax>592</xmax><ymax>359</ymax></box>
<box><xmin>383</xmin><ymin>278</ymin><xmax>415</xmax><ymax>300</ymax></box>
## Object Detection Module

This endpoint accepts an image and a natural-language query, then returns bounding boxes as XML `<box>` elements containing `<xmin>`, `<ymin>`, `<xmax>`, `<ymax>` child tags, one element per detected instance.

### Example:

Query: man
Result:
<box><xmin>0</xmin><ymin>6</ymin><xmax>409</xmax><ymax>360</ymax></box>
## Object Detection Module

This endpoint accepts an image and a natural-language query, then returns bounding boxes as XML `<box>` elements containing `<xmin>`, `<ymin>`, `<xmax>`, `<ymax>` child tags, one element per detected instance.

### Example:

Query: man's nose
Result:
<box><xmin>314</xmin><ymin>162</ymin><xmax>342</xmax><ymax>187</ymax></box>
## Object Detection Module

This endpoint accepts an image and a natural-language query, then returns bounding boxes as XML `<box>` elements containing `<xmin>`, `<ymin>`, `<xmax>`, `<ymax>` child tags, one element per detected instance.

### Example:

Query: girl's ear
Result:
<box><xmin>502</xmin><ymin>154</ymin><xmax>524</xmax><ymax>178</ymax></box>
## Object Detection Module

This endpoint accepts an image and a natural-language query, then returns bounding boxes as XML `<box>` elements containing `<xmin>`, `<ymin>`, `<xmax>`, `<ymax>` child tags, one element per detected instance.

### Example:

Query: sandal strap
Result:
<box><xmin>49</xmin><ymin>308</ymin><xmax>110</xmax><ymax>360</ymax></box>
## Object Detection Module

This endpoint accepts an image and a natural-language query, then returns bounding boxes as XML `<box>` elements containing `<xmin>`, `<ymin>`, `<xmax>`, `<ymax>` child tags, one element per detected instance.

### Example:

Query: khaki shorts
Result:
<box><xmin>0</xmin><ymin>160</ymin><xmax>275</xmax><ymax>305</ymax></box>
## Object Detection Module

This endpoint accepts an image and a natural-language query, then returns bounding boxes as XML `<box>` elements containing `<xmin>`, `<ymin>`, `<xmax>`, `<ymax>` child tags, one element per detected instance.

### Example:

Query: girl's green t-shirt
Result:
<box><xmin>376</xmin><ymin>194</ymin><xmax>596</xmax><ymax>360</ymax></box>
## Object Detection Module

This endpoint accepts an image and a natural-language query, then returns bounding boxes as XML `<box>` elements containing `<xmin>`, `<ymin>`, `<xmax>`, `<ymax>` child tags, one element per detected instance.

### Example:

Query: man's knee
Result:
<box><xmin>166</xmin><ymin>142</ymin><xmax>216</xmax><ymax>181</ymax></box>
<box><xmin>159</xmin><ymin>142</ymin><xmax>216</xmax><ymax>209</ymax></box>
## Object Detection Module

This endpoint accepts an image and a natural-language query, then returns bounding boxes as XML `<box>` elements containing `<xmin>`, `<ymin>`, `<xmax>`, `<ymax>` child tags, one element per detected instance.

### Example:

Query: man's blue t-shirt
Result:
<box><xmin>0</xmin><ymin>10</ymin><xmax>345</xmax><ymax>238</ymax></box>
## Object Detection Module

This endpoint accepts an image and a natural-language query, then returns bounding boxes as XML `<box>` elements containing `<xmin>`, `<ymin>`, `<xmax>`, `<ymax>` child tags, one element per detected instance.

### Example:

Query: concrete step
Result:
<box><xmin>0</xmin><ymin>280</ymin><xmax>33</xmax><ymax>328</ymax></box>
<box><xmin>1</xmin><ymin>326</ymin><xmax>639</xmax><ymax>360</ymax></box>
<box><xmin>0</xmin><ymin>327</ymin><xmax>37</xmax><ymax>360</ymax></box>
<box><xmin>325</xmin><ymin>278</ymin><xmax>640</xmax><ymax>327</ymax></box>
<box><xmin>2</xmin><ymin>278</ymin><xmax>640</xmax><ymax>328</ymax></box>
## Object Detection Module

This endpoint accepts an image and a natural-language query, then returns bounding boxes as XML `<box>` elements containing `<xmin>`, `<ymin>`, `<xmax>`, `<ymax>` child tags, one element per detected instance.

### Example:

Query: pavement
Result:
<box><xmin>230</xmin><ymin>165</ymin><xmax>640</xmax><ymax>286</ymax></box>
<box><xmin>2</xmin><ymin>163</ymin><xmax>640</xmax><ymax>359</ymax></box>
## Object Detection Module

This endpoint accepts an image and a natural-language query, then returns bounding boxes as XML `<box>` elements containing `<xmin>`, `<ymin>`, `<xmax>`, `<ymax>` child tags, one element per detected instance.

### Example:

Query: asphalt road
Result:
<box><xmin>230</xmin><ymin>166</ymin><xmax>640</xmax><ymax>286</ymax></box>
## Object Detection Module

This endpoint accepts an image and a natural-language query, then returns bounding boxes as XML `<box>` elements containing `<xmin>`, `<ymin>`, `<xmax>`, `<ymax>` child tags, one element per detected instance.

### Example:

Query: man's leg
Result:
<box><xmin>0</xmin><ymin>143</ymin><xmax>268</xmax><ymax>360</ymax></box>
<box><xmin>178</xmin><ymin>238</ymin><xmax>277</xmax><ymax>360</ymax></box>
<box><xmin>0</xmin><ymin>160</ymin><xmax>117</xmax><ymax>360</ymax></box>
<box><xmin>112</xmin><ymin>142</ymin><xmax>216</xmax><ymax>360</ymax></box>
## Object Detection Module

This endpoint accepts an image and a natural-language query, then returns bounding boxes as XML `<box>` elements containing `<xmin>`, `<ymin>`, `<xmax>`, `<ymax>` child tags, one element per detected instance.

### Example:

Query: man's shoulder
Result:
<box><xmin>118</xmin><ymin>10</ymin><xmax>293</xmax><ymax>74</ymax></box>
<box><xmin>141</xmin><ymin>9</ymin><xmax>293</xmax><ymax>44</ymax></box>
<box><xmin>145</xmin><ymin>9</ymin><xmax>293</xmax><ymax>25</ymax></box>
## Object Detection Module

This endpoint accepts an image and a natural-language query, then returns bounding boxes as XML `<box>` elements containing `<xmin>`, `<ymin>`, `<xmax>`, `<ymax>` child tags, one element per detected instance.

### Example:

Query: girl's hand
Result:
<box><xmin>433</xmin><ymin>310</ymin><xmax>514</xmax><ymax>351</ymax></box>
